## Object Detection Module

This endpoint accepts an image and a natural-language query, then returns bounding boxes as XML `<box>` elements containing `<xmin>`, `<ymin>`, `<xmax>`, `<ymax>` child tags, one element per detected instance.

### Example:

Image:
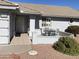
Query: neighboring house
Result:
<box><xmin>0</xmin><ymin>0</ymin><xmax>79</xmax><ymax>44</ymax></box>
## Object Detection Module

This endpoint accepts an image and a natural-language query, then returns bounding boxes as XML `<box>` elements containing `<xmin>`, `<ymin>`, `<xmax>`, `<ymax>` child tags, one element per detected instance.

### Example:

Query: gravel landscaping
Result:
<box><xmin>19</xmin><ymin>44</ymin><xmax>79</xmax><ymax>59</ymax></box>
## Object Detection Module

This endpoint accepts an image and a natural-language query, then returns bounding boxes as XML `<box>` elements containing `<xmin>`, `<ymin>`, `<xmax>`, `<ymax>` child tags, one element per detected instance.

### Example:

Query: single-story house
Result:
<box><xmin>0</xmin><ymin>0</ymin><xmax>79</xmax><ymax>44</ymax></box>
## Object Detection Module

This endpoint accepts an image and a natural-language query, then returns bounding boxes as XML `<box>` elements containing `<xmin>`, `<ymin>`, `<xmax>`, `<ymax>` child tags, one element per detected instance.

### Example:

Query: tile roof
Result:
<box><xmin>0</xmin><ymin>0</ymin><xmax>79</xmax><ymax>18</ymax></box>
<box><xmin>18</xmin><ymin>3</ymin><xmax>79</xmax><ymax>18</ymax></box>
<box><xmin>19</xmin><ymin>3</ymin><xmax>41</xmax><ymax>14</ymax></box>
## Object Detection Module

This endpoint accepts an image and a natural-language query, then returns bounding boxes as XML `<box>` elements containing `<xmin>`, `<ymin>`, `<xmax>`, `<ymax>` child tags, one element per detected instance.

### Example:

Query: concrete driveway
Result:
<box><xmin>0</xmin><ymin>33</ymin><xmax>32</xmax><ymax>55</ymax></box>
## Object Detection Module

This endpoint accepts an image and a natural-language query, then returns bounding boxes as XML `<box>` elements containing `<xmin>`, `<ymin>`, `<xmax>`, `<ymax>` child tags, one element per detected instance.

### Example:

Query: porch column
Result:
<box><xmin>39</xmin><ymin>20</ymin><xmax>42</xmax><ymax>29</ymax></box>
<box><xmin>29</xmin><ymin>15</ymin><xmax>36</xmax><ymax>37</ymax></box>
<box><xmin>35</xmin><ymin>19</ymin><xmax>39</xmax><ymax>29</ymax></box>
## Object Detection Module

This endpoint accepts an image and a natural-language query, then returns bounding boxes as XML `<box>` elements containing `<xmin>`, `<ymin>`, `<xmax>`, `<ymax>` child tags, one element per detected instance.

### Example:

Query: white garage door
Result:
<box><xmin>51</xmin><ymin>21</ymin><xmax>70</xmax><ymax>32</ymax></box>
<box><xmin>0</xmin><ymin>15</ymin><xmax>10</xmax><ymax>44</ymax></box>
<box><xmin>70</xmin><ymin>22</ymin><xmax>79</xmax><ymax>26</ymax></box>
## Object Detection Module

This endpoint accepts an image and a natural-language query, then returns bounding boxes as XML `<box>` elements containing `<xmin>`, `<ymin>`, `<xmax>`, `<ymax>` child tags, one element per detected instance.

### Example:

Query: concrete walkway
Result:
<box><xmin>11</xmin><ymin>33</ymin><xmax>31</xmax><ymax>45</ymax></box>
<box><xmin>0</xmin><ymin>45</ymin><xmax>32</xmax><ymax>55</ymax></box>
<box><xmin>0</xmin><ymin>33</ymin><xmax>32</xmax><ymax>55</ymax></box>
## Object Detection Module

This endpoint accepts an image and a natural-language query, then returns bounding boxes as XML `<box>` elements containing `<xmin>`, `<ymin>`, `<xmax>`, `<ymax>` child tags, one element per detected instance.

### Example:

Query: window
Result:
<box><xmin>42</xmin><ymin>18</ymin><xmax>51</xmax><ymax>27</ymax></box>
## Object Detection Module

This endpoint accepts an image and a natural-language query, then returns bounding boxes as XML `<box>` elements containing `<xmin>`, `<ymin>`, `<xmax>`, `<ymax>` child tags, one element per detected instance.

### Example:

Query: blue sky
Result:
<box><xmin>10</xmin><ymin>0</ymin><xmax>79</xmax><ymax>10</ymax></box>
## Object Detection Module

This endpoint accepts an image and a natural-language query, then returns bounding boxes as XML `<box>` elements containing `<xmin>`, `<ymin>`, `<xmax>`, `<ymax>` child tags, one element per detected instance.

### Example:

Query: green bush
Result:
<box><xmin>53</xmin><ymin>41</ymin><xmax>66</xmax><ymax>52</ymax></box>
<box><xmin>65</xmin><ymin>25</ymin><xmax>79</xmax><ymax>37</ymax></box>
<box><xmin>53</xmin><ymin>37</ymin><xmax>79</xmax><ymax>56</ymax></box>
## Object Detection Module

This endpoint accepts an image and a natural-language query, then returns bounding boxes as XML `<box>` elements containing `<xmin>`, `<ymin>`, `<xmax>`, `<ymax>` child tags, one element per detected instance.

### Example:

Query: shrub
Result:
<box><xmin>53</xmin><ymin>37</ymin><xmax>79</xmax><ymax>56</ymax></box>
<box><xmin>65</xmin><ymin>25</ymin><xmax>79</xmax><ymax>37</ymax></box>
<box><xmin>53</xmin><ymin>41</ymin><xmax>66</xmax><ymax>52</ymax></box>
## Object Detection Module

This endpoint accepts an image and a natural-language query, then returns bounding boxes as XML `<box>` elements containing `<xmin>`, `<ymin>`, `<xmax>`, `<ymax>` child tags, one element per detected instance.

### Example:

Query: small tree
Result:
<box><xmin>65</xmin><ymin>26</ymin><xmax>79</xmax><ymax>37</ymax></box>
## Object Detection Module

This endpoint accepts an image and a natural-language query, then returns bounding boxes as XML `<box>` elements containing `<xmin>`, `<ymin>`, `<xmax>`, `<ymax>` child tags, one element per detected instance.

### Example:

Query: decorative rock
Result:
<box><xmin>28</xmin><ymin>50</ymin><xmax>38</xmax><ymax>56</ymax></box>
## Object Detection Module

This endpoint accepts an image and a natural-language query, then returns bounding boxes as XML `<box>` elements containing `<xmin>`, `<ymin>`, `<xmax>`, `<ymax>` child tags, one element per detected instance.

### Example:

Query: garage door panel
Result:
<box><xmin>0</xmin><ymin>14</ymin><xmax>10</xmax><ymax>44</ymax></box>
<box><xmin>0</xmin><ymin>29</ymin><xmax>9</xmax><ymax>36</ymax></box>
<box><xmin>0</xmin><ymin>20</ymin><xmax>9</xmax><ymax>28</ymax></box>
<box><xmin>0</xmin><ymin>37</ymin><xmax>9</xmax><ymax>44</ymax></box>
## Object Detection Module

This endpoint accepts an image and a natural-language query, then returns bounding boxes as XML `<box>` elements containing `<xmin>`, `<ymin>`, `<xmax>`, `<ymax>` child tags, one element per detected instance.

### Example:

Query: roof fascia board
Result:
<box><xmin>0</xmin><ymin>5</ymin><xmax>18</xmax><ymax>9</ymax></box>
<box><xmin>42</xmin><ymin>15</ymin><xmax>79</xmax><ymax>19</ymax></box>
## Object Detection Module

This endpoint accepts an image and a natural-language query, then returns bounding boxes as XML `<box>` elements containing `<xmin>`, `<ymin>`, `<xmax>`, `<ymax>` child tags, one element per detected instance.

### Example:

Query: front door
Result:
<box><xmin>15</xmin><ymin>15</ymin><xmax>29</xmax><ymax>34</ymax></box>
<box><xmin>16</xmin><ymin>15</ymin><xmax>26</xmax><ymax>34</ymax></box>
